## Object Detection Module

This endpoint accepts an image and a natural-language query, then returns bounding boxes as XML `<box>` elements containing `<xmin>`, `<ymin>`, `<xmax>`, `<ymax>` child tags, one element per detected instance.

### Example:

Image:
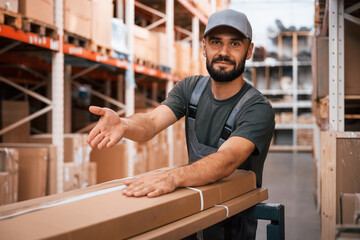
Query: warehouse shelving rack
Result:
<box><xmin>246</xmin><ymin>30</ymin><xmax>313</xmax><ymax>152</ymax></box>
<box><xmin>313</xmin><ymin>0</ymin><xmax>360</xmax><ymax>239</ymax></box>
<box><xmin>0</xmin><ymin>0</ymin><xmax>216</xmax><ymax>193</ymax></box>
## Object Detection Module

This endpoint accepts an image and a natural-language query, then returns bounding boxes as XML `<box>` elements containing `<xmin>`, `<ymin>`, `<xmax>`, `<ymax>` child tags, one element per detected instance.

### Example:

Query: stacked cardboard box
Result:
<box><xmin>64</xmin><ymin>0</ymin><xmax>91</xmax><ymax>39</ymax></box>
<box><xmin>297</xmin><ymin>129</ymin><xmax>313</xmax><ymax>146</ymax></box>
<box><xmin>87</xmin><ymin>162</ymin><xmax>97</xmax><ymax>186</ymax></box>
<box><xmin>0</xmin><ymin>148</ymin><xmax>18</xmax><ymax>206</ymax></box>
<box><xmin>175</xmin><ymin>41</ymin><xmax>192</xmax><ymax>77</ymax></box>
<box><xmin>0</xmin><ymin>169</ymin><xmax>258</xmax><ymax>239</ymax></box>
<box><xmin>133</xmin><ymin>25</ymin><xmax>159</xmax><ymax>64</ymax></box>
<box><xmin>0</xmin><ymin>143</ymin><xmax>58</xmax><ymax>196</ymax></box>
<box><xmin>91</xmin><ymin>0</ymin><xmax>113</xmax><ymax>48</ymax></box>
<box><xmin>0</xmin><ymin>101</ymin><xmax>29</xmax><ymax>143</ymax></box>
<box><xmin>18</xmin><ymin>0</ymin><xmax>53</xmax><ymax>25</ymax></box>
<box><xmin>29</xmin><ymin>134</ymin><xmax>91</xmax><ymax>190</ymax></box>
<box><xmin>0</xmin><ymin>0</ymin><xmax>18</xmax><ymax>12</ymax></box>
<box><xmin>173</xmin><ymin>117</ymin><xmax>188</xmax><ymax>167</ymax></box>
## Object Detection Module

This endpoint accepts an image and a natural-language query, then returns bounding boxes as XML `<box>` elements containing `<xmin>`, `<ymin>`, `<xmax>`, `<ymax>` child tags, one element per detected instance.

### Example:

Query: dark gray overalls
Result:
<box><xmin>185</xmin><ymin>76</ymin><xmax>260</xmax><ymax>240</ymax></box>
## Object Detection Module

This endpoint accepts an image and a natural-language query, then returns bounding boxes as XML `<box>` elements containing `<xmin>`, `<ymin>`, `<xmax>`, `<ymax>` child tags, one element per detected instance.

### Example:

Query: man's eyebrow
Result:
<box><xmin>208</xmin><ymin>36</ymin><xmax>221</xmax><ymax>40</ymax></box>
<box><xmin>231</xmin><ymin>37</ymin><xmax>245</xmax><ymax>42</ymax></box>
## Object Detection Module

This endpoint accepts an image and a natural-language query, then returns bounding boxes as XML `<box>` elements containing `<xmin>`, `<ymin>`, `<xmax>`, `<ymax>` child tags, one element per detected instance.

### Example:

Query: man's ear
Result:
<box><xmin>202</xmin><ymin>38</ymin><xmax>206</xmax><ymax>57</ymax></box>
<box><xmin>246</xmin><ymin>42</ymin><xmax>254</xmax><ymax>60</ymax></box>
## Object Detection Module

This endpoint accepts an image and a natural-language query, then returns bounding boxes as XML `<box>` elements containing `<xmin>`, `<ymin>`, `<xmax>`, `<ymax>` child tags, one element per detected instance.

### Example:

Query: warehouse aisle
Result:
<box><xmin>256</xmin><ymin>152</ymin><xmax>321</xmax><ymax>240</ymax></box>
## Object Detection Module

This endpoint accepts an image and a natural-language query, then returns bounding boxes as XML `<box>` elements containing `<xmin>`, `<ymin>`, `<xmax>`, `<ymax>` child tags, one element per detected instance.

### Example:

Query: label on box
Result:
<box><xmin>65</xmin><ymin>168</ymin><xmax>70</xmax><ymax>182</ymax></box>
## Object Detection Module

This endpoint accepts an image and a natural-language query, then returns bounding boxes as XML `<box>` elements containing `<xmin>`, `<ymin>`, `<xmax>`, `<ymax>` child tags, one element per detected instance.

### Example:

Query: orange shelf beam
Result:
<box><xmin>0</xmin><ymin>24</ymin><xmax>59</xmax><ymax>51</ymax></box>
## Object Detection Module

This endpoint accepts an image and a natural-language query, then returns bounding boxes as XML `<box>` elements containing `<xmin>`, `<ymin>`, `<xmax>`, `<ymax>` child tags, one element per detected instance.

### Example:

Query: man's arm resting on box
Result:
<box><xmin>87</xmin><ymin>105</ymin><xmax>177</xmax><ymax>149</ymax></box>
<box><xmin>123</xmin><ymin>136</ymin><xmax>255</xmax><ymax>197</ymax></box>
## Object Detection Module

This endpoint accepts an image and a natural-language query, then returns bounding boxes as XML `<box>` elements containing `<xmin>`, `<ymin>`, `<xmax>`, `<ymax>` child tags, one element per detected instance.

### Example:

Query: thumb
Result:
<box><xmin>89</xmin><ymin>106</ymin><xmax>106</xmax><ymax>116</ymax></box>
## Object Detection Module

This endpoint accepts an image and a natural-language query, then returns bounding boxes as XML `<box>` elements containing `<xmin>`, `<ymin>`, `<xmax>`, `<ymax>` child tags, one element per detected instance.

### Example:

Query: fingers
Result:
<box><xmin>97</xmin><ymin>137</ymin><xmax>111</xmax><ymax>150</ymax></box>
<box><xmin>90</xmin><ymin>132</ymin><xmax>105</xmax><ymax>148</ymax></box>
<box><xmin>89</xmin><ymin>106</ymin><xmax>106</xmax><ymax>116</ymax></box>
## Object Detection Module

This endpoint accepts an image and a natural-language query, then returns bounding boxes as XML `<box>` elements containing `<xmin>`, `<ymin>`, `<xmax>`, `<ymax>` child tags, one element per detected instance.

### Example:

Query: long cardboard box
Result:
<box><xmin>0</xmin><ymin>148</ymin><xmax>18</xmax><ymax>205</ymax></box>
<box><xmin>130</xmin><ymin>188</ymin><xmax>268</xmax><ymax>240</ymax></box>
<box><xmin>0</xmin><ymin>169</ymin><xmax>256</xmax><ymax>239</ymax></box>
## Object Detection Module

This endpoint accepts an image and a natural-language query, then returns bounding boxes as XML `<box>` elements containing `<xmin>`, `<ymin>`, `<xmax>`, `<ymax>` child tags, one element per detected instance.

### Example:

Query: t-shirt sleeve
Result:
<box><xmin>161</xmin><ymin>76</ymin><xmax>200</xmax><ymax>120</ymax></box>
<box><xmin>231</xmin><ymin>95</ymin><xmax>275</xmax><ymax>155</ymax></box>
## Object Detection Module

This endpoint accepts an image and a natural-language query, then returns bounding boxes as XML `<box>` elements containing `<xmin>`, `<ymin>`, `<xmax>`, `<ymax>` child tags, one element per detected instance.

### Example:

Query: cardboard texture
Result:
<box><xmin>0</xmin><ymin>101</ymin><xmax>29</xmax><ymax>143</ymax></box>
<box><xmin>175</xmin><ymin>41</ymin><xmax>192</xmax><ymax>76</ymax></box>
<box><xmin>0</xmin><ymin>148</ymin><xmax>18</xmax><ymax>205</ymax></box>
<box><xmin>341</xmin><ymin>193</ymin><xmax>360</xmax><ymax>224</ymax></box>
<box><xmin>17</xmin><ymin>147</ymin><xmax>48</xmax><ymax>201</ymax></box>
<box><xmin>90</xmin><ymin>142</ymin><xmax>128</xmax><ymax>183</ymax></box>
<box><xmin>344</xmin><ymin>20</ymin><xmax>360</xmax><ymax>95</ymax></box>
<box><xmin>18</xmin><ymin>0</ymin><xmax>53</xmax><ymax>25</ymax></box>
<box><xmin>130</xmin><ymin>188</ymin><xmax>268</xmax><ymax>240</ymax></box>
<box><xmin>0</xmin><ymin>0</ymin><xmax>18</xmax><ymax>12</ymax></box>
<box><xmin>29</xmin><ymin>134</ymin><xmax>90</xmax><ymax>188</ymax></box>
<box><xmin>0</xmin><ymin>170</ymin><xmax>256</xmax><ymax>240</ymax></box>
<box><xmin>63</xmin><ymin>162</ymin><xmax>76</xmax><ymax>192</ymax></box>
<box><xmin>0</xmin><ymin>143</ymin><xmax>58</xmax><ymax>196</ymax></box>
<box><xmin>64</xmin><ymin>0</ymin><xmax>91</xmax><ymax>39</ymax></box>
<box><xmin>87</xmin><ymin>162</ymin><xmax>96</xmax><ymax>186</ymax></box>
<box><xmin>91</xmin><ymin>0</ymin><xmax>112</xmax><ymax>48</ymax></box>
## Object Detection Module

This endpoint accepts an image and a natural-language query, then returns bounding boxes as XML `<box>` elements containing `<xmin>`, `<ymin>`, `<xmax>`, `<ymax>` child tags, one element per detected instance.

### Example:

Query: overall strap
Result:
<box><xmin>218</xmin><ymin>87</ymin><xmax>261</xmax><ymax>147</ymax></box>
<box><xmin>188</xmin><ymin>76</ymin><xmax>210</xmax><ymax>119</ymax></box>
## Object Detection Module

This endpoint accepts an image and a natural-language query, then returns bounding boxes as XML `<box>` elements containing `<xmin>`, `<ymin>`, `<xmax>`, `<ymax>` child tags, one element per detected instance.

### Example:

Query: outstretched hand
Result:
<box><xmin>87</xmin><ymin>106</ymin><xmax>125</xmax><ymax>149</ymax></box>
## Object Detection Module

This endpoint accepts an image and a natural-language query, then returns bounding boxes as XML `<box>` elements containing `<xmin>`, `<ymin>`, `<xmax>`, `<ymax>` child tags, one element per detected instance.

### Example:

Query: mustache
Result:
<box><xmin>211</xmin><ymin>56</ymin><xmax>236</xmax><ymax>65</ymax></box>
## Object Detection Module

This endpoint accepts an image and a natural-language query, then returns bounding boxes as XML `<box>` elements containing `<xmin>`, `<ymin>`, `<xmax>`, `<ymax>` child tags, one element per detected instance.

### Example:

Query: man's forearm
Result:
<box><xmin>171</xmin><ymin>151</ymin><xmax>238</xmax><ymax>187</ymax></box>
<box><xmin>121</xmin><ymin>112</ymin><xmax>158</xmax><ymax>142</ymax></box>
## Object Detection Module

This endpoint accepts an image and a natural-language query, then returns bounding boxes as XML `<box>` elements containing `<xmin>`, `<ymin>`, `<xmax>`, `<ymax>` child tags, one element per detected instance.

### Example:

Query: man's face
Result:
<box><xmin>203</xmin><ymin>27</ymin><xmax>253</xmax><ymax>83</ymax></box>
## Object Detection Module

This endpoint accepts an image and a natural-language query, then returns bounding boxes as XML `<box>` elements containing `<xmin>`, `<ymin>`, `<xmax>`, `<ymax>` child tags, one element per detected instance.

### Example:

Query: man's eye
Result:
<box><xmin>211</xmin><ymin>40</ymin><xmax>221</xmax><ymax>45</ymax></box>
<box><xmin>232</xmin><ymin>42</ymin><xmax>240</xmax><ymax>47</ymax></box>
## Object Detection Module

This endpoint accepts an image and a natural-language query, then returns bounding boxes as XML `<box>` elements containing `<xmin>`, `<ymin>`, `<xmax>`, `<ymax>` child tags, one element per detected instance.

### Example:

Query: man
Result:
<box><xmin>87</xmin><ymin>9</ymin><xmax>274</xmax><ymax>239</ymax></box>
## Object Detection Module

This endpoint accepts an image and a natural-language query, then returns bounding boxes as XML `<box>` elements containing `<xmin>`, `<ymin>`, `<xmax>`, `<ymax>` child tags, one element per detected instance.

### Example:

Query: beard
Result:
<box><xmin>206</xmin><ymin>51</ymin><xmax>247</xmax><ymax>83</ymax></box>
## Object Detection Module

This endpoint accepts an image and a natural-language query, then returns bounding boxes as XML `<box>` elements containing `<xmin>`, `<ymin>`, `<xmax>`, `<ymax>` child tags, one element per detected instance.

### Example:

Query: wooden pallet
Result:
<box><xmin>0</xmin><ymin>8</ymin><xmax>21</xmax><ymax>29</ymax></box>
<box><xmin>134</xmin><ymin>57</ymin><xmax>160</xmax><ymax>70</ymax></box>
<box><xmin>90</xmin><ymin>42</ymin><xmax>113</xmax><ymax>56</ymax></box>
<box><xmin>64</xmin><ymin>31</ymin><xmax>90</xmax><ymax>49</ymax></box>
<box><xmin>22</xmin><ymin>17</ymin><xmax>57</xmax><ymax>39</ymax></box>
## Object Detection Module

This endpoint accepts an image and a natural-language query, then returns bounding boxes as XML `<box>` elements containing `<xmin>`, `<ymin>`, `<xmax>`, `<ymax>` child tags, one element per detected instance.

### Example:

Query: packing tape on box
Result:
<box><xmin>187</xmin><ymin>187</ymin><xmax>204</xmax><ymax>211</ymax></box>
<box><xmin>215</xmin><ymin>204</ymin><xmax>229</xmax><ymax>218</ymax></box>
<box><xmin>0</xmin><ymin>176</ymin><xmax>138</xmax><ymax>221</ymax></box>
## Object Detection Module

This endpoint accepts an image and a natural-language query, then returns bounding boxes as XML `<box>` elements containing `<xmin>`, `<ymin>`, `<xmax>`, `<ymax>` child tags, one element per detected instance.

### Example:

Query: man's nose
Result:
<box><xmin>218</xmin><ymin>43</ymin><xmax>231</xmax><ymax>57</ymax></box>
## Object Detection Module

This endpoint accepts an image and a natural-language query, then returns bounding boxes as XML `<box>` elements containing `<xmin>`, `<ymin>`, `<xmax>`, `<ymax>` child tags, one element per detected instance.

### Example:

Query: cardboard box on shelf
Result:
<box><xmin>16</xmin><ymin>147</ymin><xmax>48</xmax><ymax>201</ymax></box>
<box><xmin>0</xmin><ymin>172</ymin><xmax>10</xmax><ymax>206</ymax></box>
<box><xmin>90</xmin><ymin>142</ymin><xmax>128</xmax><ymax>184</ymax></box>
<box><xmin>297</xmin><ymin>129</ymin><xmax>313</xmax><ymax>146</ymax></box>
<box><xmin>0</xmin><ymin>143</ymin><xmax>57</xmax><ymax>196</ymax></box>
<box><xmin>29</xmin><ymin>134</ymin><xmax>89</xmax><ymax>176</ymax></box>
<box><xmin>18</xmin><ymin>0</ymin><xmax>53</xmax><ymax>25</ymax></box>
<box><xmin>0</xmin><ymin>169</ymin><xmax>257</xmax><ymax>239</ymax></box>
<box><xmin>0</xmin><ymin>0</ymin><xmax>18</xmax><ymax>12</ymax></box>
<box><xmin>340</xmin><ymin>193</ymin><xmax>360</xmax><ymax>224</ymax></box>
<box><xmin>63</xmin><ymin>162</ymin><xmax>76</xmax><ymax>192</ymax></box>
<box><xmin>0</xmin><ymin>148</ymin><xmax>18</xmax><ymax>204</ymax></box>
<box><xmin>91</xmin><ymin>0</ymin><xmax>112</xmax><ymax>48</ymax></box>
<box><xmin>87</xmin><ymin>162</ymin><xmax>96</xmax><ymax>186</ymax></box>
<box><xmin>0</xmin><ymin>101</ymin><xmax>29</xmax><ymax>143</ymax></box>
<box><xmin>64</xmin><ymin>0</ymin><xmax>91</xmax><ymax>39</ymax></box>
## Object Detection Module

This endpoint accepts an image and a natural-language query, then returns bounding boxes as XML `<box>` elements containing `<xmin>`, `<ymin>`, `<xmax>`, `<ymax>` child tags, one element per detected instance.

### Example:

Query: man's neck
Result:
<box><xmin>211</xmin><ymin>75</ymin><xmax>245</xmax><ymax>100</ymax></box>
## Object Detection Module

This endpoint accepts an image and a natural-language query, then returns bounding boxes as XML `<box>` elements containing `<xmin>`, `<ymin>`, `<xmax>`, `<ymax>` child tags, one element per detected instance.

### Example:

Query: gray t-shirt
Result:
<box><xmin>162</xmin><ymin>75</ymin><xmax>275</xmax><ymax>187</ymax></box>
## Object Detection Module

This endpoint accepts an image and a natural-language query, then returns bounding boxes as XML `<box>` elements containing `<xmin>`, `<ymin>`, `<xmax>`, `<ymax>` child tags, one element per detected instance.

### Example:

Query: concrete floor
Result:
<box><xmin>256</xmin><ymin>152</ymin><xmax>321</xmax><ymax>240</ymax></box>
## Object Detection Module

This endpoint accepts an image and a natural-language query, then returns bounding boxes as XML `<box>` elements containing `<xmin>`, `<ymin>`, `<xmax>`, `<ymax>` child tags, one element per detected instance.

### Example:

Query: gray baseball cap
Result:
<box><xmin>203</xmin><ymin>9</ymin><xmax>252</xmax><ymax>41</ymax></box>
